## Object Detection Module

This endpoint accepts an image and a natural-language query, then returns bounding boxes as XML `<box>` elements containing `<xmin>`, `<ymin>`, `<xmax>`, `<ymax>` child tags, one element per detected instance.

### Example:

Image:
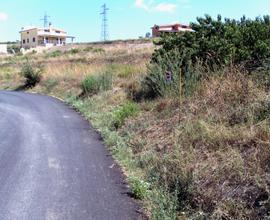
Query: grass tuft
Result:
<box><xmin>112</xmin><ymin>102</ymin><xmax>140</xmax><ymax>129</ymax></box>
<box><xmin>19</xmin><ymin>61</ymin><xmax>43</xmax><ymax>88</ymax></box>
<box><xmin>81</xmin><ymin>71</ymin><xmax>113</xmax><ymax>96</ymax></box>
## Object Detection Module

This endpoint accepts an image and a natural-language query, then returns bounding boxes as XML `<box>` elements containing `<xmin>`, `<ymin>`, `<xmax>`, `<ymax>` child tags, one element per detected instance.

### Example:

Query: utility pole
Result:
<box><xmin>100</xmin><ymin>4</ymin><xmax>109</xmax><ymax>42</ymax></box>
<box><xmin>40</xmin><ymin>12</ymin><xmax>50</xmax><ymax>28</ymax></box>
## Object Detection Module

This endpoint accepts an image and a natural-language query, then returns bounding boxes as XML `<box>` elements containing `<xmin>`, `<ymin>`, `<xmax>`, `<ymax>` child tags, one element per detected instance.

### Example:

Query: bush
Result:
<box><xmin>92</xmin><ymin>48</ymin><xmax>105</xmax><ymax>54</ymax></box>
<box><xmin>142</xmin><ymin>15</ymin><xmax>270</xmax><ymax>99</ymax></box>
<box><xmin>67</xmin><ymin>48</ymin><xmax>80</xmax><ymax>54</ymax></box>
<box><xmin>150</xmin><ymin>189</ymin><xmax>178</xmax><ymax>220</ymax></box>
<box><xmin>45</xmin><ymin>50</ymin><xmax>62</xmax><ymax>58</ymax></box>
<box><xmin>128</xmin><ymin>176</ymin><xmax>149</xmax><ymax>199</ymax></box>
<box><xmin>141</xmin><ymin>50</ymin><xmax>204</xmax><ymax>99</ymax></box>
<box><xmin>153</xmin><ymin>15</ymin><xmax>270</xmax><ymax>71</ymax></box>
<box><xmin>83</xmin><ymin>46</ymin><xmax>94</xmax><ymax>52</ymax></box>
<box><xmin>81</xmin><ymin>71</ymin><xmax>112</xmax><ymax>96</ymax></box>
<box><xmin>112</xmin><ymin>102</ymin><xmax>140</xmax><ymax>129</ymax></box>
<box><xmin>20</xmin><ymin>61</ymin><xmax>43</xmax><ymax>88</ymax></box>
<box><xmin>83</xmin><ymin>47</ymin><xmax>105</xmax><ymax>53</ymax></box>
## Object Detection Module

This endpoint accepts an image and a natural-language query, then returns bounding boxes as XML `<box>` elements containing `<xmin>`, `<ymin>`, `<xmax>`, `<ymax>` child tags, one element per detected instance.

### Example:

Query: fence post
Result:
<box><xmin>179</xmin><ymin>69</ymin><xmax>182</xmax><ymax>123</ymax></box>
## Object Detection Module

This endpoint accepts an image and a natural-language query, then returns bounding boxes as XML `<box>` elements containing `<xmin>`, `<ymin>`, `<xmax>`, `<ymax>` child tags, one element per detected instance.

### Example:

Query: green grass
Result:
<box><xmin>112</xmin><ymin>102</ymin><xmax>140</xmax><ymax>129</ymax></box>
<box><xmin>45</xmin><ymin>50</ymin><xmax>62</xmax><ymax>58</ymax></box>
<box><xmin>42</xmin><ymin>78</ymin><xmax>59</xmax><ymax>93</ymax></box>
<box><xmin>81</xmin><ymin>71</ymin><xmax>113</xmax><ymax>96</ymax></box>
<box><xmin>65</xmin><ymin>93</ymin><xmax>179</xmax><ymax>219</ymax></box>
<box><xmin>67</xmin><ymin>48</ymin><xmax>80</xmax><ymax>54</ymax></box>
<box><xmin>128</xmin><ymin>176</ymin><xmax>149</xmax><ymax>199</ymax></box>
<box><xmin>117</xmin><ymin>65</ymin><xmax>138</xmax><ymax>78</ymax></box>
<box><xmin>2</xmin><ymin>40</ymin><xmax>269</xmax><ymax>219</ymax></box>
<box><xmin>92</xmin><ymin>48</ymin><xmax>105</xmax><ymax>53</ymax></box>
<box><xmin>83</xmin><ymin>46</ymin><xmax>94</xmax><ymax>52</ymax></box>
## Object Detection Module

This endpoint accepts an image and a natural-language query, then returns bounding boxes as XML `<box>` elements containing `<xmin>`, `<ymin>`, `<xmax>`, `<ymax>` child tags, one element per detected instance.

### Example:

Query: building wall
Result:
<box><xmin>37</xmin><ymin>36</ymin><xmax>66</xmax><ymax>47</ymax></box>
<box><xmin>0</xmin><ymin>44</ymin><xmax>7</xmax><ymax>54</ymax></box>
<box><xmin>21</xmin><ymin>27</ymin><xmax>68</xmax><ymax>49</ymax></box>
<box><xmin>152</xmin><ymin>26</ymin><xmax>160</xmax><ymax>38</ymax></box>
<box><xmin>21</xmin><ymin>29</ymin><xmax>38</xmax><ymax>49</ymax></box>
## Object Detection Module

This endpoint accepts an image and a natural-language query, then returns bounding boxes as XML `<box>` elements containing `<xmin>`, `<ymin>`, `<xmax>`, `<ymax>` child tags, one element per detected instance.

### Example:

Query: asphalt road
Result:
<box><xmin>0</xmin><ymin>91</ymin><xmax>144</xmax><ymax>220</ymax></box>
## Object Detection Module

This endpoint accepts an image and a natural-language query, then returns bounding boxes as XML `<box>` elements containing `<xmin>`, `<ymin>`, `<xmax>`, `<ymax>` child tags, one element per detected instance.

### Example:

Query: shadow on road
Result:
<box><xmin>14</xmin><ymin>84</ymin><xmax>31</xmax><ymax>91</ymax></box>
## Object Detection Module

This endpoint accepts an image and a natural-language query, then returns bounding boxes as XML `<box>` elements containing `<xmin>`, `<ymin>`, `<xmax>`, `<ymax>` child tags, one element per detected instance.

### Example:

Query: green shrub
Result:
<box><xmin>92</xmin><ymin>48</ymin><xmax>105</xmax><ymax>53</ymax></box>
<box><xmin>141</xmin><ymin>50</ymin><xmax>203</xmax><ymax>99</ymax></box>
<box><xmin>128</xmin><ymin>176</ymin><xmax>149</xmax><ymax>200</ymax></box>
<box><xmin>46</xmin><ymin>50</ymin><xmax>62</xmax><ymax>58</ymax></box>
<box><xmin>67</xmin><ymin>48</ymin><xmax>80</xmax><ymax>54</ymax></box>
<box><xmin>150</xmin><ymin>189</ymin><xmax>178</xmax><ymax>220</ymax></box>
<box><xmin>83</xmin><ymin>46</ymin><xmax>94</xmax><ymax>52</ymax></box>
<box><xmin>112</xmin><ymin>102</ymin><xmax>140</xmax><ymax>129</ymax></box>
<box><xmin>81</xmin><ymin>75</ymin><xmax>99</xmax><ymax>95</ymax></box>
<box><xmin>143</xmin><ymin>15</ymin><xmax>270</xmax><ymax>99</ymax></box>
<box><xmin>153</xmin><ymin>15</ymin><xmax>270</xmax><ymax>71</ymax></box>
<box><xmin>20</xmin><ymin>61</ymin><xmax>43</xmax><ymax>88</ymax></box>
<box><xmin>82</xmin><ymin>47</ymin><xmax>104</xmax><ymax>53</ymax></box>
<box><xmin>148</xmin><ymin>150</ymin><xmax>194</xmax><ymax>212</ymax></box>
<box><xmin>81</xmin><ymin>71</ymin><xmax>113</xmax><ymax>96</ymax></box>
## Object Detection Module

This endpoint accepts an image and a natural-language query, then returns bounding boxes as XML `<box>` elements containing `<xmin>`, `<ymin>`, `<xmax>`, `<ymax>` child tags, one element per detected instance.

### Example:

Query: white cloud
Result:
<box><xmin>134</xmin><ymin>0</ymin><xmax>177</xmax><ymax>13</ymax></box>
<box><xmin>134</xmin><ymin>0</ymin><xmax>151</xmax><ymax>11</ymax></box>
<box><xmin>0</xmin><ymin>12</ymin><xmax>8</xmax><ymax>21</ymax></box>
<box><xmin>154</xmin><ymin>3</ymin><xmax>177</xmax><ymax>13</ymax></box>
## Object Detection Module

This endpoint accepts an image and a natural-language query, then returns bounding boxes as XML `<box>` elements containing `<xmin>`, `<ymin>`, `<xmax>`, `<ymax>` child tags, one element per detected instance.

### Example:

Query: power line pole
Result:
<box><xmin>40</xmin><ymin>12</ymin><xmax>50</xmax><ymax>28</ymax></box>
<box><xmin>100</xmin><ymin>4</ymin><xmax>109</xmax><ymax>42</ymax></box>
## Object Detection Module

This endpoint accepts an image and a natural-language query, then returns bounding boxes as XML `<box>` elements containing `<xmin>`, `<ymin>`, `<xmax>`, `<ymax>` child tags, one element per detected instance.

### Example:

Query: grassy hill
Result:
<box><xmin>0</xmin><ymin>31</ymin><xmax>269</xmax><ymax>220</ymax></box>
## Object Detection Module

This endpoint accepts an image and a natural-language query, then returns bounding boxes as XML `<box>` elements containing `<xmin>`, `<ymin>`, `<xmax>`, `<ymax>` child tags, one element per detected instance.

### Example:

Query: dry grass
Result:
<box><xmin>0</xmin><ymin>41</ymin><xmax>152</xmax><ymax>95</ymax></box>
<box><xmin>120</xmin><ymin>71</ymin><xmax>270</xmax><ymax>219</ymax></box>
<box><xmin>0</xmin><ymin>41</ymin><xmax>269</xmax><ymax>219</ymax></box>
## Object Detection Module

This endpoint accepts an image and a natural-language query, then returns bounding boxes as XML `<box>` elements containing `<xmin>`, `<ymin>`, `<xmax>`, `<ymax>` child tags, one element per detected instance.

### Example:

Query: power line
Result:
<box><xmin>40</xmin><ymin>12</ymin><xmax>50</xmax><ymax>28</ymax></box>
<box><xmin>100</xmin><ymin>4</ymin><xmax>109</xmax><ymax>42</ymax></box>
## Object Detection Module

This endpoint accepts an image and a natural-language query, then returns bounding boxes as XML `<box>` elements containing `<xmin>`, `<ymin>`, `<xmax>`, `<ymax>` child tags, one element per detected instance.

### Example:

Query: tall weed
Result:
<box><xmin>81</xmin><ymin>70</ymin><xmax>113</xmax><ymax>96</ymax></box>
<box><xmin>20</xmin><ymin>61</ymin><xmax>43</xmax><ymax>88</ymax></box>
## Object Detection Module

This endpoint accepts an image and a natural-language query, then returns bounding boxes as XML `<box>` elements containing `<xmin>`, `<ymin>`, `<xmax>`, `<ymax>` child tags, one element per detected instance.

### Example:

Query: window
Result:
<box><xmin>56</xmin><ymin>31</ymin><xmax>60</xmax><ymax>33</ymax></box>
<box><xmin>27</xmin><ymin>39</ymin><xmax>29</xmax><ymax>43</ymax></box>
<box><xmin>33</xmin><ymin>37</ymin><xmax>36</xmax><ymax>42</ymax></box>
<box><xmin>44</xmin><ymin>29</ymin><xmax>50</xmax><ymax>32</ymax></box>
<box><xmin>27</xmin><ymin>31</ymin><xmax>29</xmax><ymax>34</ymax></box>
<box><xmin>22</xmin><ymin>39</ymin><xmax>25</xmax><ymax>44</ymax></box>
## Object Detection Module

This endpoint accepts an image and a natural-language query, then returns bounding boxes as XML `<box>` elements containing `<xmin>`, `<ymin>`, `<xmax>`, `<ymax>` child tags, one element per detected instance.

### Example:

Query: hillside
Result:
<box><xmin>0</xmin><ymin>27</ymin><xmax>270</xmax><ymax>220</ymax></box>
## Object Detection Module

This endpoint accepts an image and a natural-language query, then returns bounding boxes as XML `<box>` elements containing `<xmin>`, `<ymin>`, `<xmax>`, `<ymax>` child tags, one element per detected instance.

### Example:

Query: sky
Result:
<box><xmin>0</xmin><ymin>0</ymin><xmax>270</xmax><ymax>42</ymax></box>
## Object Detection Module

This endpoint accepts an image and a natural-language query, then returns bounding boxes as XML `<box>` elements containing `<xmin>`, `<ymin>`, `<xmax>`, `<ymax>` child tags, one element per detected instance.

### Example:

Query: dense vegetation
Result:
<box><xmin>20</xmin><ymin>60</ymin><xmax>43</xmax><ymax>88</ymax></box>
<box><xmin>155</xmin><ymin>15</ymin><xmax>270</xmax><ymax>68</ymax></box>
<box><xmin>0</xmin><ymin>16</ymin><xmax>270</xmax><ymax>219</ymax></box>
<box><xmin>138</xmin><ymin>15</ymin><xmax>270</xmax><ymax>219</ymax></box>
<box><xmin>143</xmin><ymin>15</ymin><xmax>270</xmax><ymax>98</ymax></box>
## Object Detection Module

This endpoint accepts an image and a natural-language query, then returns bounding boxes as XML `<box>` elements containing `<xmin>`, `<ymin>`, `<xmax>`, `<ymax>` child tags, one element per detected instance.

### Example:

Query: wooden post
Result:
<box><xmin>179</xmin><ymin>69</ymin><xmax>182</xmax><ymax>123</ymax></box>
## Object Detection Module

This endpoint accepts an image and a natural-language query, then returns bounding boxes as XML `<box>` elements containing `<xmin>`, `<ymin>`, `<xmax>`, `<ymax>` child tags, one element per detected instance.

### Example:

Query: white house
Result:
<box><xmin>20</xmin><ymin>24</ymin><xmax>74</xmax><ymax>49</ymax></box>
<box><xmin>0</xmin><ymin>44</ymin><xmax>7</xmax><ymax>54</ymax></box>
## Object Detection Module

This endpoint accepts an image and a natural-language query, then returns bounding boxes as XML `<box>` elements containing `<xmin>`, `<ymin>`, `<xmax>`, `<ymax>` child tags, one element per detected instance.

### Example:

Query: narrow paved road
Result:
<box><xmin>0</xmin><ymin>91</ymin><xmax>144</xmax><ymax>220</ymax></box>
